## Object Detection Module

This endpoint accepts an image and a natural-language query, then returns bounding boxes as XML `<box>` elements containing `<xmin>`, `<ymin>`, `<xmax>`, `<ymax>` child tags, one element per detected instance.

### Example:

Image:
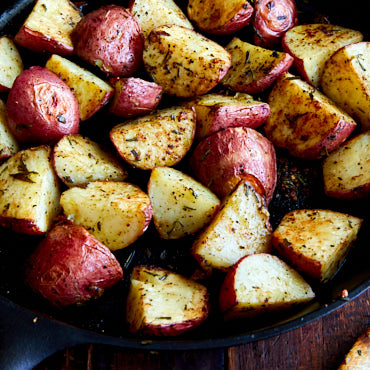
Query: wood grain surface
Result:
<box><xmin>34</xmin><ymin>288</ymin><xmax>369</xmax><ymax>370</ymax></box>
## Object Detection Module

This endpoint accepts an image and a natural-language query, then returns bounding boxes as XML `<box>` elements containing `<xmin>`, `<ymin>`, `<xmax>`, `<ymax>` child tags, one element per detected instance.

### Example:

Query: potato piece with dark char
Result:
<box><xmin>264</xmin><ymin>73</ymin><xmax>357</xmax><ymax>160</ymax></box>
<box><xmin>190</xmin><ymin>126</ymin><xmax>277</xmax><ymax>203</ymax></box>
<box><xmin>187</xmin><ymin>0</ymin><xmax>253</xmax><ymax>35</ymax></box>
<box><xmin>323</xmin><ymin>131</ymin><xmax>370</xmax><ymax>200</ymax></box>
<box><xmin>14</xmin><ymin>0</ymin><xmax>82</xmax><ymax>56</ymax></box>
<box><xmin>126</xmin><ymin>265</ymin><xmax>210</xmax><ymax>336</ymax></box>
<box><xmin>6</xmin><ymin>66</ymin><xmax>80</xmax><ymax>144</ymax></box>
<box><xmin>109</xmin><ymin>77</ymin><xmax>162</xmax><ymax>118</ymax></box>
<box><xmin>71</xmin><ymin>5</ymin><xmax>144</xmax><ymax>77</ymax></box>
<box><xmin>221</xmin><ymin>38</ymin><xmax>293</xmax><ymax>94</ymax></box>
<box><xmin>143</xmin><ymin>25</ymin><xmax>231</xmax><ymax>98</ymax></box>
<box><xmin>25</xmin><ymin>220</ymin><xmax>123</xmax><ymax>307</ymax></box>
<box><xmin>0</xmin><ymin>99</ymin><xmax>18</xmax><ymax>163</ymax></box>
<box><xmin>110</xmin><ymin>106</ymin><xmax>196</xmax><ymax>170</ymax></box>
<box><xmin>219</xmin><ymin>253</ymin><xmax>315</xmax><ymax>320</ymax></box>
<box><xmin>272</xmin><ymin>209</ymin><xmax>363</xmax><ymax>282</ymax></box>
<box><xmin>53</xmin><ymin>134</ymin><xmax>127</xmax><ymax>187</ymax></box>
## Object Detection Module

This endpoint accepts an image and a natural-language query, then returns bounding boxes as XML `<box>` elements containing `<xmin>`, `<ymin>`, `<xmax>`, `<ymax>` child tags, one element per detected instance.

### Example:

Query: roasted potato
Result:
<box><xmin>321</xmin><ymin>41</ymin><xmax>370</xmax><ymax>132</ymax></box>
<box><xmin>14</xmin><ymin>0</ymin><xmax>82</xmax><ymax>55</ymax></box>
<box><xmin>0</xmin><ymin>145</ymin><xmax>60</xmax><ymax>235</ymax></box>
<box><xmin>0</xmin><ymin>99</ymin><xmax>18</xmax><ymax>163</ymax></box>
<box><xmin>60</xmin><ymin>181</ymin><xmax>152</xmax><ymax>251</ymax></box>
<box><xmin>0</xmin><ymin>36</ymin><xmax>23</xmax><ymax>92</ymax></box>
<box><xmin>253</xmin><ymin>0</ymin><xmax>298</xmax><ymax>47</ymax></box>
<box><xmin>272</xmin><ymin>209</ymin><xmax>363</xmax><ymax>282</ymax></box>
<box><xmin>110</xmin><ymin>106</ymin><xmax>196</xmax><ymax>170</ymax></box>
<box><xmin>219</xmin><ymin>253</ymin><xmax>315</xmax><ymax>320</ymax></box>
<box><xmin>129</xmin><ymin>0</ymin><xmax>193</xmax><ymax>38</ymax></box>
<box><xmin>25</xmin><ymin>220</ymin><xmax>123</xmax><ymax>307</ymax></box>
<box><xmin>143</xmin><ymin>25</ymin><xmax>231</xmax><ymax>98</ymax></box>
<box><xmin>182</xmin><ymin>92</ymin><xmax>270</xmax><ymax>140</ymax></box>
<box><xmin>221</xmin><ymin>37</ymin><xmax>293</xmax><ymax>94</ymax></box>
<box><xmin>323</xmin><ymin>131</ymin><xmax>370</xmax><ymax>200</ymax></box>
<box><xmin>282</xmin><ymin>24</ymin><xmax>363</xmax><ymax>87</ymax></box>
<box><xmin>53</xmin><ymin>134</ymin><xmax>127</xmax><ymax>187</ymax></box>
<box><xmin>148</xmin><ymin>166</ymin><xmax>220</xmax><ymax>239</ymax></box>
<box><xmin>71</xmin><ymin>5</ymin><xmax>144</xmax><ymax>77</ymax></box>
<box><xmin>45</xmin><ymin>54</ymin><xmax>114</xmax><ymax>121</ymax></box>
<box><xmin>126</xmin><ymin>265</ymin><xmax>210</xmax><ymax>336</ymax></box>
<box><xmin>6</xmin><ymin>66</ymin><xmax>80</xmax><ymax>144</ymax></box>
<box><xmin>192</xmin><ymin>179</ymin><xmax>272</xmax><ymax>272</ymax></box>
<box><xmin>190</xmin><ymin>127</ymin><xmax>277</xmax><ymax>203</ymax></box>
<box><xmin>187</xmin><ymin>0</ymin><xmax>253</xmax><ymax>35</ymax></box>
<box><xmin>264</xmin><ymin>73</ymin><xmax>357</xmax><ymax>159</ymax></box>
<box><xmin>109</xmin><ymin>77</ymin><xmax>162</xmax><ymax>118</ymax></box>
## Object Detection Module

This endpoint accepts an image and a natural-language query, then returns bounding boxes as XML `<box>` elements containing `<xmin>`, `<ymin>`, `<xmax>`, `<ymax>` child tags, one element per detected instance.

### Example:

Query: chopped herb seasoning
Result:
<box><xmin>57</xmin><ymin>114</ymin><xmax>66</xmax><ymax>123</ymax></box>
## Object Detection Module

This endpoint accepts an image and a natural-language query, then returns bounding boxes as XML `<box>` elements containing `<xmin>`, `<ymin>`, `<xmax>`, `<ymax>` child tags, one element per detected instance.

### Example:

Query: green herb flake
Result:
<box><xmin>57</xmin><ymin>114</ymin><xmax>66</xmax><ymax>124</ymax></box>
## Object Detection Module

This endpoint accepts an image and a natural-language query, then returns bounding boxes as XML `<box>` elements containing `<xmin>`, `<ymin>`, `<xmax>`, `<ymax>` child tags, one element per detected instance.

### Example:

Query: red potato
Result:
<box><xmin>187</xmin><ymin>0</ymin><xmax>253</xmax><ymax>35</ymax></box>
<box><xmin>25</xmin><ymin>221</ymin><xmax>123</xmax><ymax>307</ymax></box>
<box><xmin>14</xmin><ymin>0</ymin><xmax>82</xmax><ymax>56</ymax></box>
<box><xmin>0</xmin><ymin>99</ymin><xmax>18</xmax><ymax>163</ymax></box>
<box><xmin>109</xmin><ymin>77</ymin><xmax>162</xmax><ymax>118</ymax></box>
<box><xmin>6</xmin><ymin>66</ymin><xmax>80</xmax><ymax>144</ymax></box>
<box><xmin>190</xmin><ymin>127</ymin><xmax>277</xmax><ymax>203</ymax></box>
<box><xmin>253</xmin><ymin>0</ymin><xmax>298</xmax><ymax>47</ymax></box>
<box><xmin>71</xmin><ymin>5</ymin><xmax>144</xmax><ymax>77</ymax></box>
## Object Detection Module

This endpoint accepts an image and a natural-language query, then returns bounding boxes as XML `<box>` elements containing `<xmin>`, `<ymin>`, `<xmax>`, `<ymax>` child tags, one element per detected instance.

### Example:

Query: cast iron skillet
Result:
<box><xmin>0</xmin><ymin>1</ymin><xmax>369</xmax><ymax>369</ymax></box>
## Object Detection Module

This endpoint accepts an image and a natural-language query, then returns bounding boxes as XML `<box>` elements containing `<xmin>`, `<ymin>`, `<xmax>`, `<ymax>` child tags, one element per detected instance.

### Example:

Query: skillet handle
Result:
<box><xmin>0</xmin><ymin>296</ymin><xmax>97</xmax><ymax>370</ymax></box>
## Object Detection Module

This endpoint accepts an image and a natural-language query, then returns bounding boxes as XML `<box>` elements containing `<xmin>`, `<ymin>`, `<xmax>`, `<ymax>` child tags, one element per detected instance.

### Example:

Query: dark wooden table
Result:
<box><xmin>34</xmin><ymin>288</ymin><xmax>369</xmax><ymax>370</ymax></box>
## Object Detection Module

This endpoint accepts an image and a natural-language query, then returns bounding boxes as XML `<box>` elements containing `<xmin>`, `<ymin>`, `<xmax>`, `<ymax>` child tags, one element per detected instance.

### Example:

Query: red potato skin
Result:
<box><xmin>109</xmin><ymin>77</ymin><xmax>162</xmax><ymax>118</ymax></box>
<box><xmin>71</xmin><ymin>5</ymin><xmax>144</xmax><ymax>77</ymax></box>
<box><xmin>218</xmin><ymin>257</ymin><xmax>240</xmax><ymax>313</ymax></box>
<box><xmin>25</xmin><ymin>221</ymin><xmax>123</xmax><ymax>307</ymax></box>
<box><xmin>253</xmin><ymin>0</ymin><xmax>298</xmax><ymax>47</ymax></box>
<box><xmin>6</xmin><ymin>66</ymin><xmax>79</xmax><ymax>144</ymax></box>
<box><xmin>190</xmin><ymin>127</ymin><xmax>277</xmax><ymax>203</ymax></box>
<box><xmin>0</xmin><ymin>217</ymin><xmax>45</xmax><ymax>235</ymax></box>
<box><xmin>324</xmin><ymin>184</ymin><xmax>370</xmax><ymax>200</ymax></box>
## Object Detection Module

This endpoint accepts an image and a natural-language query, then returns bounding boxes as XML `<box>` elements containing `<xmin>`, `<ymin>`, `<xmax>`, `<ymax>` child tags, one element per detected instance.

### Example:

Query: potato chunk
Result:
<box><xmin>272</xmin><ymin>209</ymin><xmax>363</xmax><ymax>282</ymax></box>
<box><xmin>0</xmin><ymin>99</ymin><xmax>18</xmax><ymax>163</ymax></box>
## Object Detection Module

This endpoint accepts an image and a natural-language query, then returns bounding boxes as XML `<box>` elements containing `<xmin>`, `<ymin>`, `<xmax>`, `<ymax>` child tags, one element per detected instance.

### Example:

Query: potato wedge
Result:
<box><xmin>219</xmin><ymin>253</ymin><xmax>315</xmax><ymax>320</ymax></box>
<box><xmin>182</xmin><ymin>92</ymin><xmax>270</xmax><ymax>140</ymax></box>
<box><xmin>45</xmin><ymin>54</ymin><xmax>113</xmax><ymax>121</ymax></box>
<box><xmin>187</xmin><ymin>0</ymin><xmax>253</xmax><ymax>35</ymax></box>
<box><xmin>264</xmin><ymin>73</ymin><xmax>357</xmax><ymax>159</ymax></box>
<box><xmin>221</xmin><ymin>37</ymin><xmax>293</xmax><ymax>94</ymax></box>
<box><xmin>0</xmin><ymin>145</ymin><xmax>60</xmax><ymax>234</ymax></box>
<box><xmin>148</xmin><ymin>166</ymin><xmax>220</xmax><ymax>239</ymax></box>
<box><xmin>25</xmin><ymin>220</ymin><xmax>123</xmax><ymax>307</ymax></box>
<box><xmin>110</xmin><ymin>106</ymin><xmax>196</xmax><ymax>170</ymax></box>
<box><xmin>282</xmin><ymin>24</ymin><xmax>363</xmax><ymax>87</ymax></box>
<box><xmin>272</xmin><ymin>209</ymin><xmax>363</xmax><ymax>282</ymax></box>
<box><xmin>192</xmin><ymin>179</ymin><xmax>272</xmax><ymax>272</ymax></box>
<box><xmin>129</xmin><ymin>0</ymin><xmax>193</xmax><ymax>38</ymax></box>
<box><xmin>0</xmin><ymin>100</ymin><xmax>18</xmax><ymax>163</ymax></box>
<box><xmin>53</xmin><ymin>134</ymin><xmax>127</xmax><ymax>187</ymax></box>
<box><xmin>0</xmin><ymin>36</ymin><xmax>23</xmax><ymax>92</ymax></box>
<box><xmin>190</xmin><ymin>127</ymin><xmax>277</xmax><ymax>203</ymax></box>
<box><xmin>126</xmin><ymin>265</ymin><xmax>210</xmax><ymax>336</ymax></box>
<box><xmin>14</xmin><ymin>0</ymin><xmax>82</xmax><ymax>55</ymax></box>
<box><xmin>60</xmin><ymin>181</ymin><xmax>152</xmax><ymax>251</ymax></box>
<box><xmin>321</xmin><ymin>42</ymin><xmax>370</xmax><ymax>132</ymax></box>
<box><xmin>323</xmin><ymin>131</ymin><xmax>370</xmax><ymax>200</ymax></box>
<box><xmin>143</xmin><ymin>25</ymin><xmax>231</xmax><ymax>97</ymax></box>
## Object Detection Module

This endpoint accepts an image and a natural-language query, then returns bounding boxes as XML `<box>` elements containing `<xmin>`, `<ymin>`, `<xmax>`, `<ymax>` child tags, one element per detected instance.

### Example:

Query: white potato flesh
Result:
<box><xmin>0</xmin><ymin>100</ymin><xmax>18</xmax><ymax>160</ymax></box>
<box><xmin>321</xmin><ymin>42</ymin><xmax>370</xmax><ymax>132</ymax></box>
<box><xmin>323</xmin><ymin>131</ymin><xmax>370</xmax><ymax>199</ymax></box>
<box><xmin>143</xmin><ymin>25</ymin><xmax>231</xmax><ymax>97</ymax></box>
<box><xmin>60</xmin><ymin>181</ymin><xmax>152</xmax><ymax>251</ymax></box>
<box><xmin>0</xmin><ymin>145</ymin><xmax>60</xmax><ymax>234</ymax></box>
<box><xmin>273</xmin><ymin>209</ymin><xmax>362</xmax><ymax>282</ymax></box>
<box><xmin>192</xmin><ymin>180</ymin><xmax>272</xmax><ymax>271</ymax></box>
<box><xmin>148</xmin><ymin>166</ymin><xmax>220</xmax><ymax>239</ymax></box>
<box><xmin>130</xmin><ymin>0</ymin><xmax>193</xmax><ymax>38</ymax></box>
<box><xmin>45</xmin><ymin>54</ymin><xmax>113</xmax><ymax>121</ymax></box>
<box><xmin>0</xmin><ymin>36</ymin><xmax>23</xmax><ymax>91</ymax></box>
<box><xmin>53</xmin><ymin>134</ymin><xmax>127</xmax><ymax>187</ymax></box>
<box><xmin>110</xmin><ymin>106</ymin><xmax>196</xmax><ymax>170</ymax></box>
